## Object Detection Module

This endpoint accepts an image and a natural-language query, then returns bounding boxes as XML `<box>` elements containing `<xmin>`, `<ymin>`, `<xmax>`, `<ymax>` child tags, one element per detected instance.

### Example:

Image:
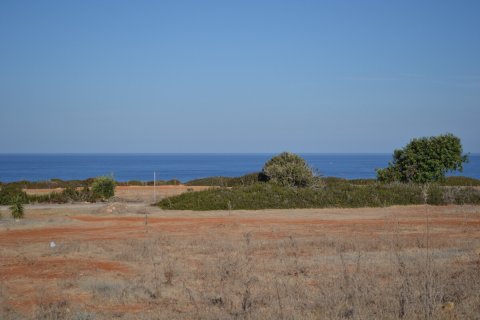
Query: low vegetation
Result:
<box><xmin>324</xmin><ymin>176</ymin><xmax>480</xmax><ymax>187</ymax></box>
<box><xmin>9</xmin><ymin>196</ymin><xmax>24</xmax><ymax>219</ymax></box>
<box><xmin>185</xmin><ymin>173</ymin><xmax>263</xmax><ymax>187</ymax></box>
<box><xmin>0</xmin><ymin>177</ymin><xmax>116</xmax><ymax>205</ymax></box>
<box><xmin>0</xmin><ymin>184</ymin><xmax>29</xmax><ymax>205</ymax></box>
<box><xmin>439</xmin><ymin>176</ymin><xmax>480</xmax><ymax>186</ymax></box>
<box><xmin>2</xmin><ymin>205</ymin><xmax>479</xmax><ymax>319</ymax></box>
<box><xmin>160</xmin><ymin>149</ymin><xmax>480</xmax><ymax>211</ymax></box>
<box><xmin>0</xmin><ymin>177</ymin><xmax>180</xmax><ymax>190</ymax></box>
<box><xmin>185</xmin><ymin>172</ymin><xmax>480</xmax><ymax>187</ymax></box>
<box><xmin>3</xmin><ymin>178</ymin><xmax>95</xmax><ymax>190</ymax></box>
<box><xmin>158</xmin><ymin>182</ymin><xmax>480</xmax><ymax>210</ymax></box>
<box><xmin>116</xmin><ymin>179</ymin><xmax>181</xmax><ymax>186</ymax></box>
<box><xmin>91</xmin><ymin>176</ymin><xmax>116</xmax><ymax>199</ymax></box>
<box><xmin>27</xmin><ymin>186</ymin><xmax>100</xmax><ymax>204</ymax></box>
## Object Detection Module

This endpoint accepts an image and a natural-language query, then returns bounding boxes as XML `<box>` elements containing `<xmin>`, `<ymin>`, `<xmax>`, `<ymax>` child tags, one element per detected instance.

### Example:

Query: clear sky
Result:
<box><xmin>1</xmin><ymin>1</ymin><xmax>479</xmax><ymax>153</ymax></box>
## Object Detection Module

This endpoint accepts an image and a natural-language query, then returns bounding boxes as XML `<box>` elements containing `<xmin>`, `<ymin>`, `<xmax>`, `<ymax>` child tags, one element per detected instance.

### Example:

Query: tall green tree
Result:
<box><xmin>377</xmin><ymin>133</ymin><xmax>468</xmax><ymax>183</ymax></box>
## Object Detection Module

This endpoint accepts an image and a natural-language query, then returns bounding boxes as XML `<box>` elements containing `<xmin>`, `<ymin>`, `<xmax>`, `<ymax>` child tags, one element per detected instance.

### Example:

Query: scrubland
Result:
<box><xmin>1</xmin><ymin>198</ymin><xmax>479</xmax><ymax>319</ymax></box>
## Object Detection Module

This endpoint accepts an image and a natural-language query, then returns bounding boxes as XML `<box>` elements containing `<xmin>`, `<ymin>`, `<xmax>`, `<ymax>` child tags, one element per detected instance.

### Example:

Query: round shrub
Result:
<box><xmin>262</xmin><ymin>152</ymin><xmax>314</xmax><ymax>188</ymax></box>
<box><xmin>91</xmin><ymin>176</ymin><xmax>116</xmax><ymax>199</ymax></box>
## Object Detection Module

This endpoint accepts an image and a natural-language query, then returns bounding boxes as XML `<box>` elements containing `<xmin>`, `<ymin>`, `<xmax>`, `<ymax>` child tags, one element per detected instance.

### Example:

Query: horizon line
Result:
<box><xmin>0</xmin><ymin>152</ymin><xmax>401</xmax><ymax>156</ymax></box>
<box><xmin>0</xmin><ymin>152</ymin><xmax>479</xmax><ymax>156</ymax></box>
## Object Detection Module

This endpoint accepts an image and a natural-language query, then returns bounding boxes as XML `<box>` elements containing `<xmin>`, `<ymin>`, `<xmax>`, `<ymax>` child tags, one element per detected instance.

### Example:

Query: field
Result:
<box><xmin>24</xmin><ymin>185</ymin><xmax>210</xmax><ymax>203</ymax></box>
<box><xmin>1</xmin><ymin>186</ymin><xmax>480</xmax><ymax>319</ymax></box>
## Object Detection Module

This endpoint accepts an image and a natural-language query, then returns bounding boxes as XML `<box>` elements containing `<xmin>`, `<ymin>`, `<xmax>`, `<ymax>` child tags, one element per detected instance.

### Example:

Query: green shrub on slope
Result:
<box><xmin>158</xmin><ymin>183</ymin><xmax>480</xmax><ymax>211</ymax></box>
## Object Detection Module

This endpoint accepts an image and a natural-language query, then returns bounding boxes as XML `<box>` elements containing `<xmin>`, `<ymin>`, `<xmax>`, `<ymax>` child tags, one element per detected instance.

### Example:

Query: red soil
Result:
<box><xmin>1</xmin><ymin>204</ymin><xmax>479</xmax><ymax>317</ymax></box>
<box><xmin>1</xmin><ymin>257</ymin><xmax>130</xmax><ymax>280</ymax></box>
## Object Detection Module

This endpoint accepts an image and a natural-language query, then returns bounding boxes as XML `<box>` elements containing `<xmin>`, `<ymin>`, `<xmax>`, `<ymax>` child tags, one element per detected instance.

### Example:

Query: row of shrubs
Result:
<box><xmin>323</xmin><ymin>176</ymin><xmax>480</xmax><ymax>187</ymax></box>
<box><xmin>184</xmin><ymin>174</ymin><xmax>480</xmax><ymax>187</ymax></box>
<box><xmin>1</xmin><ymin>174</ymin><xmax>478</xmax><ymax>191</ymax></box>
<box><xmin>116</xmin><ymin>179</ymin><xmax>181</xmax><ymax>186</ymax></box>
<box><xmin>0</xmin><ymin>178</ymin><xmax>182</xmax><ymax>190</ymax></box>
<box><xmin>158</xmin><ymin>183</ymin><xmax>480</xmax><ymax>211</ymax></box>
<box><xmin>0</xmin><ymin>187</ymin><xmax>98</xmax><ymax>206</ymax></box>
<box><xmin>0</xmin><ymin>177</ymin><xmax>116</xmax><ymax>205</ymax></box>
<box><xmin>0</xmin><ymin>178</ymin><xmax>96</xmax><ymax>190</ymax></box>
<box><xmin>185</xmin><ymin>173</ymin><xmax>264</xmax><ymax>187</ymax></box>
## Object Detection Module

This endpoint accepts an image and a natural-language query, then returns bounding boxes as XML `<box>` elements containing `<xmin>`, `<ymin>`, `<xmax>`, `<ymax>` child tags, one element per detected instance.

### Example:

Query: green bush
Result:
<box><xmin>10</xmin><ymin>196</ymin><xmax>24</xmax><ymax>219</ymax></box>
<box><xmin>0</xmin><ymin>185</ymin><xmax>28</xmax><ymax>205</ymax></box>
<box><xmin>158</xmin><ymin>183</ymin><xmax>480</xmax><ymax>211</ymax></box>
<box><xmin>145</xmin><ymin>179</ymin><xmax>181</xmax><ymax>186</ymax></box>
<box><xmin>116</xmin><ymin>180</ymin><xmax>145</xmax><ymax>186</ymax></box>
<box><xmin>91</xmin><ymin>176</ymin><xmax>115</xmax><ymax>199</ymax></box>
<box><xmin>348</xmin><ymin>178</ymin><xmax>377</xmax><ymax>185</ymax></box>
<box><xmin>4</xmin><ymin>178</ymin><xmax>95</xmax><ymax>190</ymax></box>
<box><xmin>377</xmin><ymin>133</ymin><xmax>468</xmax><ymax>183</ymax></box>
<box><xmin>186</xmin><ymin>173</ymin><xmax>263</xmax><ymax>187</ymax></box>
<box><xmin>262</xmin><ymin>152</ymin><xmax>315</xmax><ymax>187</ymax></box>
<box><xmin>322</xmin><ymin>177</ymin><xmax>377</xmax><ymax>186</ymax></box>
<box><xmin>441</xmin><ymin>176</ymin><xmax>480</xmax><ymax>186</ymax></box>
<box><xmin>27</xmin><ymin>186</ymin><xmax>99</xmax><ymax>204</ymax></box>
<box><xmin>116</xmin><ymin>179</ymin><xmax>181</xmax><ymax>186</ymax></box>
<box><xmin>0</xmin><ymin>182</ymin><xmax>104</xmax><ymax>205</ymax></box>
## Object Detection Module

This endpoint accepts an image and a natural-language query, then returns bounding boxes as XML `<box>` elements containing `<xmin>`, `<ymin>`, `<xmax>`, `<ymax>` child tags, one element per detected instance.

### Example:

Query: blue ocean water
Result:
<box><xmin>0</xmin><ymin>154</ymin><xmax>479</xmax><ymax>183</ymax></box>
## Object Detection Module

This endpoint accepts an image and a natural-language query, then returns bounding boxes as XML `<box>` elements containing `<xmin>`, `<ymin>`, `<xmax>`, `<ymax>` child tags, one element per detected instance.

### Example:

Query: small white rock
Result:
<box><xmin>50</xmin><ymin>241</ymin><xmax>56</xmax><ymax>248</ymax></box>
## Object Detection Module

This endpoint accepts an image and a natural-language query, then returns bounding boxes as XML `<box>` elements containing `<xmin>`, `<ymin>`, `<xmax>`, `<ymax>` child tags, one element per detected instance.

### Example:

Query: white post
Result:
<box><xmin>153</xmin><ymin>171</ymin><xmax>156</xmax><ymax>203</ymax></box>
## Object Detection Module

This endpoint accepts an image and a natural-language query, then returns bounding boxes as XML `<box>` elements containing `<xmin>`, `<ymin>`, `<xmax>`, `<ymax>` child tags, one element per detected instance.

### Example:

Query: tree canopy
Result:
<box><xmin>377</xmin><ymin>133</ymin><xmax>468</xmax><ymax>183</ymax></box>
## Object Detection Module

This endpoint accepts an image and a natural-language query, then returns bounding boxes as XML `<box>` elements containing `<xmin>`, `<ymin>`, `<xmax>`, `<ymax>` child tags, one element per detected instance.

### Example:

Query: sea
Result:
<box><xmin>0</xmin><ymin>154</ymin><xmax>479</xmax><ymax>183</ymax></box>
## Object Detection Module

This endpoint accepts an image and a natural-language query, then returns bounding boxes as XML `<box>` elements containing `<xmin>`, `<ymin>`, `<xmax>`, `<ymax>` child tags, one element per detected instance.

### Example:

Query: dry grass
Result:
<box><xmin>0</xmin><ymin>204</ymin><xmax>480</xmax><ymax>319</ymax></box>
<box><xmin>23</xmin><ymin>185</ymin><xmax>211</xmax><ymax>203</ymax></box>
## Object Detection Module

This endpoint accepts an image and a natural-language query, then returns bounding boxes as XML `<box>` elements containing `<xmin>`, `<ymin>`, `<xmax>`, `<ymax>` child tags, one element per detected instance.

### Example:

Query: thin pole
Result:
<box><xmin>153</xmin><ymin>171</ymin><xmax>156</xmax><ymax>203</ymax></box>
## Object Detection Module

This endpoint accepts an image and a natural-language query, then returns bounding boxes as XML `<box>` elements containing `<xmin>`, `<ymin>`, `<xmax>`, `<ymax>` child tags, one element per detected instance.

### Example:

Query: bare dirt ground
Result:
<box><xmin>1</xmin><ymin>188</ymin><xmax>480</xmax><ymax>319</ymax></box>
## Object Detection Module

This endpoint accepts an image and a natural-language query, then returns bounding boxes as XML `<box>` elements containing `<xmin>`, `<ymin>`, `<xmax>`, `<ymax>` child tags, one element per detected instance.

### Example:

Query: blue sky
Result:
<box><xmin>1</xmin><ymin>1</ymin><xmax>479</xmax><ymax>153</ymax></box>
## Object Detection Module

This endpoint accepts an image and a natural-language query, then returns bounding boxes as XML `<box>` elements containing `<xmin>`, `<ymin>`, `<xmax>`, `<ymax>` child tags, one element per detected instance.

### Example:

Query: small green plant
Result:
<box><xmin>91</xmin><ymin>176</ymin><xmax>116</xmax><ymax>199</ymax></box>
<box><xmin>262</xmin><ymin>152</ymin><xmax>315</xmax><ymax>188</ymax></box>
<box><xmin>10</xmin><ymin>196</ymin><xmax>24</xmax><ymax>219</ymax></box>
